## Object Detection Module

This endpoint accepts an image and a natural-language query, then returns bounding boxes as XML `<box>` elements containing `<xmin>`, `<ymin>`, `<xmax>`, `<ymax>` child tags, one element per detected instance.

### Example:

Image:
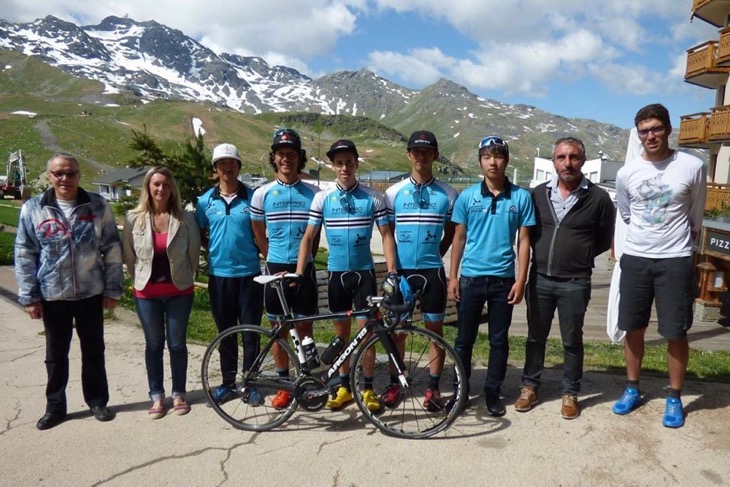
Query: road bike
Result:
<box><xmin>200</xmin><ymin>273</ymin><xmax>467</xmax><ymax>439</ymax></box>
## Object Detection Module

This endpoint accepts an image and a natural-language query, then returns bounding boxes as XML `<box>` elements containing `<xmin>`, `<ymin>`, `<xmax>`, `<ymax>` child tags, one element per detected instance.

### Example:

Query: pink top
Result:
<box><xmin>134</xmin><ymin>232</ymin><xmax>193</xmax><ymax>298</ymax></box>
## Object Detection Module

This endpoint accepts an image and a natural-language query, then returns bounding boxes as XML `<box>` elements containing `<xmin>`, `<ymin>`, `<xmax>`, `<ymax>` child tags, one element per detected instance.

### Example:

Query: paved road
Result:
<box><xmin>2</xmin><ymin>262</ymin><xmax>730</xmax><ymax>486</ymax></box>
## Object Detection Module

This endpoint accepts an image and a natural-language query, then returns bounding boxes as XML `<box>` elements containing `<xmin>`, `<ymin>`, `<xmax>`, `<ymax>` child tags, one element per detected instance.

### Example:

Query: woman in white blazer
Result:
<box><xmin>122</xmin><ymin>166</ymin><xmax>200</xmax><ymax>419</ymax></box>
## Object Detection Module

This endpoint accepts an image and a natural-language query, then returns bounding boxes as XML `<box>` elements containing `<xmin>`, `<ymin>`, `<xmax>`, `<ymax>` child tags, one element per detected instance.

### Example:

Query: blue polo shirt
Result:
<box><xmin>308</xmin><ymin>181</ymin><xmax>389</xmax><ymax>272</ymax></box>
<box><xmin>195</xmin><ymin>184</ymin><xmax>261</xmax><ymax>278</ymax></box>
<box><xmin>452</xmin><ymin>179</ymin><xmax>535</xmax><ymax>278</ymax></box>
<box><xmin>250</xmin><ymin>179</ymin><xmax>319</xmax><ymax>264</ymax></box>
<box><xmin>385</xmin><ymin>176</ymin><xmax>457</xmax><ymax>269</ymax></box>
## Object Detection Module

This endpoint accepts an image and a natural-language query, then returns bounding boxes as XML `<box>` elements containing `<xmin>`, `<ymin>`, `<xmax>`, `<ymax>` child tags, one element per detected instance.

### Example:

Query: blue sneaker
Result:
<box><xmin>662</xmin><ymin>397</ymin><xmax>685</xmax><ymax>428</ymax></box>
<box><xmin>612</xmin><ymin>387</ymin><xmax>641</xmax><ymax>415</ymax></box>
<box><xmin>211</xmin><ymin>385</ymin><xmax>237</xmax><ymax>405</ymax></box>
<box><xmin>245</xmin><ymin>387</ymin><xmax>264</xmax><ymax>407</ymax></box>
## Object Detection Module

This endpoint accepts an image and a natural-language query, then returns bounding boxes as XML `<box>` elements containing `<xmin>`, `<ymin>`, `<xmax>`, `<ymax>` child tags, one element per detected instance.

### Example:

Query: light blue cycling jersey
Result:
<box><xmin>451</xmin><ymin>179</ymin><xmax>535</xmax><ymax>278</ymax></box>
<box><xmin>308</xmin><ymin>182</ymin><xmax>388</xmax><ymax>272</ymax></box>
<box><xmin>250</xmin><ymin>179</ymin><xmax>319</xmax><ymax>264</ymax></box>
<box><xmin>385</xmin><ymin>176</ymin><xmax>457</xmax><ymax>269</ymax></box>
<box><xmin>195</xmin><ymin>185</ymin><xmax>261</xmax><ymax>278</ymax></box>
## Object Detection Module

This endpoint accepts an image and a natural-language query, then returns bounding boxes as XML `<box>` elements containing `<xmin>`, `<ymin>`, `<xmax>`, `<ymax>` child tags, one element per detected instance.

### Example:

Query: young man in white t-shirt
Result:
<box><xmin>612</xmin><ymin>104</ymin><xmax>706</xmax><ymax>428</ymax></box>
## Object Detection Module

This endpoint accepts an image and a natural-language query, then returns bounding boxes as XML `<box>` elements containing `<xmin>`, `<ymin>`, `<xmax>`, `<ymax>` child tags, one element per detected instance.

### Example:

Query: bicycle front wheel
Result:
<box><xmin>351</xmin><ymin>326</ymin><xmax>466</xmax><ymax>439</ymax></box>
<box><xmin>201</xmin><ymin>324</ymin><xmax>300</xmax><ymax>431</ymax></box>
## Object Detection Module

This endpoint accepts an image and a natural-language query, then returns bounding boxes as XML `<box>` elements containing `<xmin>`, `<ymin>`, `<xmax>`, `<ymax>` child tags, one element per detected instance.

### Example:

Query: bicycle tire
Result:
<box><xmin>351</xmin><ymin>326</ymin><xmax>467</xmax><ymax>439</ymax></box>
<box><xmin>201</xmin><ymin>324</ymin><xmax>300</xmax><ymax>431</ymax></box>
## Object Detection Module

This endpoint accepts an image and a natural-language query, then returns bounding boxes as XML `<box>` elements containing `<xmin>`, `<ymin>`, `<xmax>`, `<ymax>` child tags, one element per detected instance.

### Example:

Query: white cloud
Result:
<box><xmin>2</xmin><ymin>0</ymin><xmax>362</xmax><ymax>76</ymax></box>
<box><xmin>369</xmin><ymin>29</ymin><xmax>610</xmax><ymax>96</ymax></box>
<box><xmin>0</xmin><ymin>0</ymin><xmax>713</xmax><ymax>99</ymax></box>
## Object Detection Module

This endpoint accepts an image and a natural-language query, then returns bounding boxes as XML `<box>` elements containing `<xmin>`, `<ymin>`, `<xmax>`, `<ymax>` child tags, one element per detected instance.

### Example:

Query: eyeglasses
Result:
<box><xmin>637</xmin><ymin>125</ymin><xmax>666</xmax><ymax>138</ymax></box>
<box><xmin>49</xmin><ymin>170</ymin><xmax>80</xmax><ymax>179</ymax></box>
<box><xmin>479</xmin><ymin>136</ymin><xmax>508</xmax><ymax>149</ymax></box>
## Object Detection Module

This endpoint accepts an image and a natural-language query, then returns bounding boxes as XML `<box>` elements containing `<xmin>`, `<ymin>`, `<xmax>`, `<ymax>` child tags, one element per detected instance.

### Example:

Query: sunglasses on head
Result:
<box><xmin>273</xmin><ymin>128</ymin><xmax>301</xmax><ymax>139</ymax></box>
<box><xmin>479</xmin><ymin>136</ymin><xmax>508</xmax><ymax>149</ymax></box>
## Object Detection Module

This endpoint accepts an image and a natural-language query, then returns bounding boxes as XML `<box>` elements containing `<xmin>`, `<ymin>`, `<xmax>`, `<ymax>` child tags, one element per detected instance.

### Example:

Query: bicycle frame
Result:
<box><xmin>251</xmin><ymin>274</ymin><xmax>411</xmax><ymax>396</ymax></box>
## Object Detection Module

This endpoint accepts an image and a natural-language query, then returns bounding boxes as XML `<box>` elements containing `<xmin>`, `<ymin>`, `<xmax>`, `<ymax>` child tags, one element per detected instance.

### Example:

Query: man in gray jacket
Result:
<box><xmin>514</xmin><ymin>137</ymin><xmax>614</xmax><ymax>419</ymax></box>
<box><xmin>15</xmin><ymin>152</ymin><xmax>124</xmax><ymax>430</ymax></box>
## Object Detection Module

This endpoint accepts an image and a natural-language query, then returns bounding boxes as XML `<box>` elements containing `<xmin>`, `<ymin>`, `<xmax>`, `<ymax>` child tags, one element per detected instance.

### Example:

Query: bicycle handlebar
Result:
<box><xmin>255</xmin><ymin>273</ymin><xmax>421</xmax><ymax>321</ymax></box>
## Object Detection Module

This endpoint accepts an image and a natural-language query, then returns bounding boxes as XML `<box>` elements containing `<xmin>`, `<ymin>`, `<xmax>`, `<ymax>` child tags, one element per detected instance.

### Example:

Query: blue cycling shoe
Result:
<box><xmin>211</xmin><ymin>385</ymin><xmax>237</xmax><ymax>405</ymax></box>
<box><xmin>662</xmin><ymin>397</ymin><xmax>685</xmax><ymax>428</ymax></box>
<box><xmin>612</xmin><ymin>387</ymin><xmax>641</xmax><ymax>415</ymax></box>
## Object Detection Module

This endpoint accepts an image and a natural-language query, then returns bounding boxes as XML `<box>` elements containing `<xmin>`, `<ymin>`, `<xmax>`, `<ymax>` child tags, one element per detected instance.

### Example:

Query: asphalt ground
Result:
<box><xmin>2</xmin><ymin>262</ymin><xmax>730</xmax><ymax>486</ymax></box>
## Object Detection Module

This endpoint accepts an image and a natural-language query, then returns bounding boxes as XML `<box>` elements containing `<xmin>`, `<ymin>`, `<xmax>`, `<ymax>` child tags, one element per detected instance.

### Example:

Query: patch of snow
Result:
<box><xmin>11</xmin><ymin>110</ymin><xmax>37</xmax><ymax>118</ymax></box>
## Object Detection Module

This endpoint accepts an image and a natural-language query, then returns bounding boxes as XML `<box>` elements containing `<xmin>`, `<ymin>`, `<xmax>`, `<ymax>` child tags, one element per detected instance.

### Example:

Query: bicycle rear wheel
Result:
<box><xmin>201</xmin><ymin>324</ymin><xmax>300</xmax><ymax>431</ymax></box>
<box><xmin>351</xmin><ymin>326</ymin><xmax>466</xmax><ymax>439</ymax></box>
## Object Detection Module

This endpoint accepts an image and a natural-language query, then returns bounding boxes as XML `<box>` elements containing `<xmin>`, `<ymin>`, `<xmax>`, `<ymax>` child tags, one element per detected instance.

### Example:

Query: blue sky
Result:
<box><xmin>2</xmin><ymin>0</ymin><xmax>720</xmax><ymax>128</ymax></box>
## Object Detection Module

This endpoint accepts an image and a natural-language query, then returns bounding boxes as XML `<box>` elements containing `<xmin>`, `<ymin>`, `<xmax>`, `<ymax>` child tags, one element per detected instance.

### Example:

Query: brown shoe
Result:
<box><xmin>561</xmin><ymin>394</ymin><xmax>580</xmax><ymax>419</ymax></box>
<box><xmin>514</xmin><ymin>385</ymin><xmax>539</xmax><ymax>412</ymax></box>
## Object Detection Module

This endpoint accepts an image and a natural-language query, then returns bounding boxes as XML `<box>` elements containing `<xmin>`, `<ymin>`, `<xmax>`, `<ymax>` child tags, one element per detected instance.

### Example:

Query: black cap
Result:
<box><xmin>271</xmin><ymin>128</ymin><xmax>302</xmax><ymax>151</ymax></box>
<box><xmin>407</xmin><ymin>130</ymin><xmax>438</xmax><ymax>151</ymax></box>
<box><xmin>326</xmin><ymin>139</ymin><xmax>359</xmax><ymax>160</ymax></box>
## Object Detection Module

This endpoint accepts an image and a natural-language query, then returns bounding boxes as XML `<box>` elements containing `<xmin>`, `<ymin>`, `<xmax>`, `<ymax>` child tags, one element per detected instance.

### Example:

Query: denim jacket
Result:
<box><xmin>122</xmin><ymin>210</ymin><xmax>200</xmax><ymax>291</ymax></box>
<box><xmin>15</xmin><ymin>188</ymin><xmax>124</xmax><ymax>306</ymax></box>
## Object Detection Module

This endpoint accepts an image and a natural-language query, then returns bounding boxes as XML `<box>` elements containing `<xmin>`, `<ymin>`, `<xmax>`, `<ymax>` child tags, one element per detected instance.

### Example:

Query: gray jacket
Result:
<box><xmin>15</xmin><ymin>188</ymin><xmax>124</xmax><ymax>305</ymax></box>
<box><xmin>122</xmin><ymin>210</ymin><xmax>200</xmax><ymax>291</ymax></box>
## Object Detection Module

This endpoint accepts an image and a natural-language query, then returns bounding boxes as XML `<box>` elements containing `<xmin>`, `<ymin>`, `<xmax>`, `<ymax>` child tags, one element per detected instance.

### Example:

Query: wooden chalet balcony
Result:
<box><xmin>679</xmin><ymin>112</ymin><xmax>711</xmax><ymax>147</ymax></box>
<box><xmin>719</xmin><ymin>26</ymin><xmax>730</xmax><ymax>65</ymax></box>
<box><xmin>707</xmin><ymin>183</ymin><xmax>730</xmax><ymax>212</ymax></box>
<box><xmin>709</xmin><ymin>105</ymin><xmax>730</xmax><ymax>142</ymax></box>
<box><xmin>685</xmin><ymin>41</ymin><xmax>730</xmax><ymax>88</ymax></box>
<box><xmin>692</xmin><ymin>0</ymin><xmax>730</xmax><ymax>28</ymax></box>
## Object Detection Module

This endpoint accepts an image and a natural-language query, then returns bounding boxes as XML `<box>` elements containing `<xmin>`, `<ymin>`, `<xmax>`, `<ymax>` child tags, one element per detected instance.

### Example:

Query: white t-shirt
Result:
<box><xmin>616</xmin><ymin>150</ymin><xmax>706</xmax><ymax>259</ymax></box>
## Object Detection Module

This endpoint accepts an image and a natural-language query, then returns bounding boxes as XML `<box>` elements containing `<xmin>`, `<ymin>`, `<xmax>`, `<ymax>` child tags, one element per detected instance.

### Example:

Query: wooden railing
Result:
<box><xmin>707</xmin><ymin>183</ymin><xmax>730</xmax><ymax>212</ymax></box>
<box><xmin>718</xmin><ymin>26</ymin><xmax>730</xmax><ymax>64</ymax></box>
<box><xmin>679</xmin><ymin>112</ymin><xmax>710</xmax><ymax>145</ymax></box>
<box><xmin>686</xmin><ymin>41</ymin><xmax>719</xmax><ymax>77</ymax></box>
<box><xmin>709</xmin><ymin>105</ymin><xmax>730</xmax><ymax>140</ymax></box>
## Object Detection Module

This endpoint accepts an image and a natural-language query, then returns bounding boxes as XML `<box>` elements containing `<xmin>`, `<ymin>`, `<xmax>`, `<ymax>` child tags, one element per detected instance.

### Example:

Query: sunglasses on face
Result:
<box><xmin>479</xmin><ymin>136</ymin><xmax>508</xmax><ymax>150</ymax></box>
<box><xmin>49</xmin><ymin>170</ymin><xmax>80</xmax><ymax>179</ymax></box>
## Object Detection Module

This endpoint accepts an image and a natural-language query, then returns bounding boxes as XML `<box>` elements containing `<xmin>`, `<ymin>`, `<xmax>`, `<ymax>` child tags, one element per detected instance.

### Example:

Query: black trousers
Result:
<box><xmin>42</xmin><ymin>295</ymin><xmax>109</xmax><ymax>414</ymax></box>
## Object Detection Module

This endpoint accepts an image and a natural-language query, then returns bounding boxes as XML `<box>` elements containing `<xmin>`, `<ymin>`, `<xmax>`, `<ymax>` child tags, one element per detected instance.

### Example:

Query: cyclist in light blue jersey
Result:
<box><xmin>383</xmin><ymin>130</ymin><xmax>457</xmax><ymax>411</ymax></box>
<box><xmin>251</xmin><ymin>128</ymin><xmax>321</xmax><ymax>410</ymax></box>
<box><xmin>195</xmin><ymin>143</ymin><xmax>264</xmax><ymax>406</ymax></box>
<box><xmin>448</xmin><ymin>136</ymin><xmax>535</xmax><ymax>417</ymax></box>
<box><xmin>296</xmin><ymin>139</ymin><xmax>397</xmax><ymax>412</ymax></box>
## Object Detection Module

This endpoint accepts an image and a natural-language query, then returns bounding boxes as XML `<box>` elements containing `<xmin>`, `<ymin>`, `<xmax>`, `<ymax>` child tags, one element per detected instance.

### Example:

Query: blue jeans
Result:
<box><xmin>523</xmin><ymin>273</ymin><xmax>591</xmax><ymax>395</ymax></box>
<box><xmin>134</xmin><ymin>293</ymin><xmax>194</xmax><ymax>401</ymax></box>
<box><xmin>454</xmin><ymin>276</ymin><xmax>515</xmax><ymax>396</ymax></box>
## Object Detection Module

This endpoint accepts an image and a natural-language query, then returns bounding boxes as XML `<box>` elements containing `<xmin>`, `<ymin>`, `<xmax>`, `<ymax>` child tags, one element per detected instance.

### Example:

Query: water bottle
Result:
<box><xmin>320</xmin><ymin>336</ymin><xmax>345</xmax><ymax>365</ymax></box>
<box><xmin>302</xmin><ymin>336</ymin><xmax>320</xmax><ymax>369</ymax></box>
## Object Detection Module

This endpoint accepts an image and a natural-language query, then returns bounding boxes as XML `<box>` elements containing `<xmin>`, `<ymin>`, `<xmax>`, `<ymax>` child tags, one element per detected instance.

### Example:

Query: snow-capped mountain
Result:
<box><xmin>0</xmin><ymin>14</ymin><xmax>413</xmax><ymax>116</ymax></box>
<box><xmin>0</xmin><ymin>14</ymin><xmax>636</xmax><ymax>160</ymax></box>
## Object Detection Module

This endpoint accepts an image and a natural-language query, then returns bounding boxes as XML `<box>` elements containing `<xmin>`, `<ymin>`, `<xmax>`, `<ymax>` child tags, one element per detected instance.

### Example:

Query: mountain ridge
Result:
<box><xmin>0</xmin><ymin>14</ymin><xmax>649</xmax><ymax>171</ymax></box>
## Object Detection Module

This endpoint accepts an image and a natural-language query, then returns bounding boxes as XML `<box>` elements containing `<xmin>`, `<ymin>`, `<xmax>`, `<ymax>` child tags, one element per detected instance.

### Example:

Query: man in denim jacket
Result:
<box><xmin>15</xmin><ymin>152</ymin><xmax>123</xmax><ymax>430</ymax></box>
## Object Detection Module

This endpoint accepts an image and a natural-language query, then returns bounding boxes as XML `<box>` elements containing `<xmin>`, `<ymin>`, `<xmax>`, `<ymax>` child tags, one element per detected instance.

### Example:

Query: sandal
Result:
<box><xmin>148</xmin><ymin>404</ymin><xmax>166</xmax><ymax>420</ymax></box>
<box><xmin>173</xmin><ymin>399</ymin><xmax>191</xmax><ymax>416</ymax></box>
